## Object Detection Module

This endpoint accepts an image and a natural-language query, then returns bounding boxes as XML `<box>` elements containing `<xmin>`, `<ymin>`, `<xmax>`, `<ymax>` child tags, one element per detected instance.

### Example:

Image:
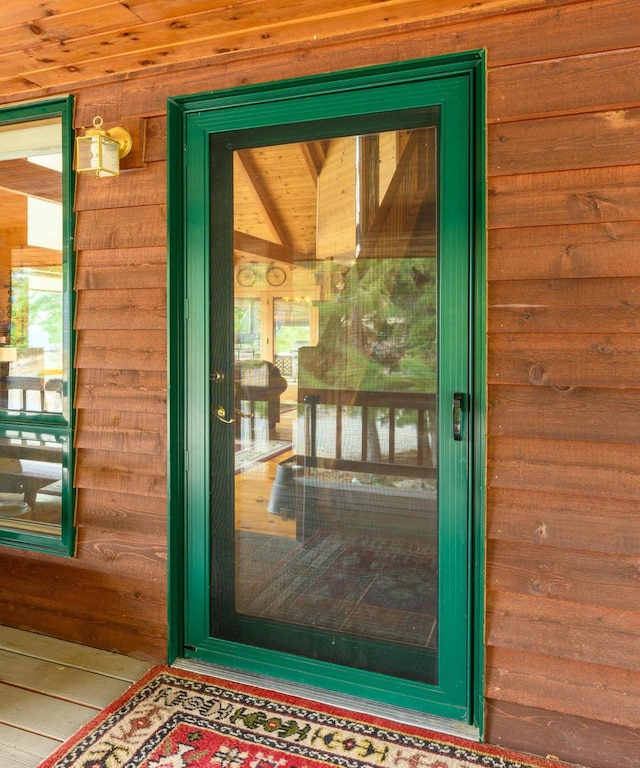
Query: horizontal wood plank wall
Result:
<box><xmin>481</xmin><ymin>2</ymin><xmax>640</xmax><ymax>766</ymax></box>
<box><xmin>0</xmin><ymin>1</ymin><xmax>638</xmax><ymax>765</ymax></box>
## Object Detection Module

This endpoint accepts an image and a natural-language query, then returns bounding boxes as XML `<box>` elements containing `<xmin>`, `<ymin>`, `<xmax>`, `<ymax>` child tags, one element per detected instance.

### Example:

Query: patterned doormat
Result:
<box><xmin>38</xmin><ymin>666</ymin><xmax>577</xmax><ymax>768</ymax></box>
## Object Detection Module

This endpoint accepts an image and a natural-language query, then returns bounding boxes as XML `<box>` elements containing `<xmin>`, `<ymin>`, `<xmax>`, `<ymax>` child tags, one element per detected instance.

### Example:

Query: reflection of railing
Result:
<box><xmin>0</xmin><ymin>376</ymin><xmax>63</xmax><ymax>412</ymax></box>
<box><xmin>296</xmin><ymin>387</ymin><xmax>436</xmax><ymax>480</ymax></box>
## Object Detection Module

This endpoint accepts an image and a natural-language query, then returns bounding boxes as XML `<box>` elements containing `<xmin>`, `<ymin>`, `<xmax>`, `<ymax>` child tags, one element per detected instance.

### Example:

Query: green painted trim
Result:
<box><xmin>167</xmin><ymin>97</ymin><xmax>186</xmax><ymax>662</ymax></box>
<box><xmin>0</xmin><ymin>96</ymin><xmax>76</xmax><ymax>557</ymax></box>
<box><xmin>168</xmin><ymin>52</ymin><xmax>486</xmax><ymax>721</ymax></box>
<box><xmin>185</xmin><ymin>639</ymin><xmax>468</xmax><ymax>722</ymax></box>
<box><xmin>470</xmin><ymin>52</ymin><xmax>487</xmax><ymax>736</ymax></box>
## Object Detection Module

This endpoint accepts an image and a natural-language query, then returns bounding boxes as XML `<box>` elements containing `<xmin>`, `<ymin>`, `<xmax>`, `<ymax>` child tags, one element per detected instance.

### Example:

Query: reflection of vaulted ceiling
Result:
<box><xmin>233</xmin><ymin>130</ymin><xmax>437</xmax><ymax>267</ymax></box>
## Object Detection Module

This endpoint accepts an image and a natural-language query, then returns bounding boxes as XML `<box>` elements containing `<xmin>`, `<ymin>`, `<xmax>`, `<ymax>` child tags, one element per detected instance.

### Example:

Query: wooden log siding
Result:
<box><xmin>0</xmin><ymin>1</ymin><xmax>637</xmax><ymax>766</ymax></box>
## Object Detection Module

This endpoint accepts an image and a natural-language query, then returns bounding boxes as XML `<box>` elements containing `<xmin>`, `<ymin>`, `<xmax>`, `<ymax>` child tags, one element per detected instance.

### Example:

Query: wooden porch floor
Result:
<box><xmin>0</xmin><ymin>625</ymin><xmax>152</xmax><ymax>768</ymax></box>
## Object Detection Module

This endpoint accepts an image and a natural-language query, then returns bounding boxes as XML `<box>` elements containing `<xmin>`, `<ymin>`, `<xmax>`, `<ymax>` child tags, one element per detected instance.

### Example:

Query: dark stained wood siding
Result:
<box><xmin>0</xmin><ymin>1</ymin><xmax>637</xmax><ymax>765</ymax></box>
<box><xmin>481</xmin><ymin>2</ymin><xmax>640</xmax><ymax>763</ymax></box>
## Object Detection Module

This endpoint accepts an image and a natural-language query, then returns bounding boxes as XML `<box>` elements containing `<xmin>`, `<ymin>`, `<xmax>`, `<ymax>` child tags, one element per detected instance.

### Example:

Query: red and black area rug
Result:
<box><xmin>38</xmin><ymin>666</ymin><xmax>576</xmax><ymax>768</ymax></box>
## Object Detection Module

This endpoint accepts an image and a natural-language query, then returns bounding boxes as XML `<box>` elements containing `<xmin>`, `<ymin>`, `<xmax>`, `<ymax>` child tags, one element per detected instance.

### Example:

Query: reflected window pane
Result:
<box><xmin>0</xmin><ymin>117</ymin><xmax>64</xmax><ymax>414</ymax></box>
<box><xmin>0</xmin><ymin>100</ymin><xmax>73</xmax><ymax>553</ymax></box>
<box><xmin>0</xmin><ymin>432</ymin><xmax>63</xmax><ymax>534</ymax></box>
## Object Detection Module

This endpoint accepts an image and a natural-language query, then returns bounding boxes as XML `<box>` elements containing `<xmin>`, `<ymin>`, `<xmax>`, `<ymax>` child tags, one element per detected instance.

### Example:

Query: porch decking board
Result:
<box><xmin>0</xmin><ymin>626</ymin><xmax>151</xmax><ymax>768</ymax></box>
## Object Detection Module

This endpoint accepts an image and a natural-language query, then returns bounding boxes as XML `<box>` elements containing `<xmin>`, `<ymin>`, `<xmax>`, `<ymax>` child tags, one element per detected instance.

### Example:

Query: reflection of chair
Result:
<box><xmin>0</xmin><ymin>456</ymin><xmax>57</xmax><ymax>512</ymax></box>
<box><xmin>0</xmin><ymin>376</ymin><xmax>46</xmax><ymax>410</ymax></box>
<box><xmin>234</xmin><ymin>360</ymin><xmax>288</xmax><ymax>432</ymax></box>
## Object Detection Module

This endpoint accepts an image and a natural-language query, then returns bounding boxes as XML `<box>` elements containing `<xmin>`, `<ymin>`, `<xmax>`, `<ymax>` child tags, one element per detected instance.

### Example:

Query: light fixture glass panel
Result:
<box><xmin>76</xmin><ymin>134</ymin><xmax>120</xmax><ymax>177</ymax></box>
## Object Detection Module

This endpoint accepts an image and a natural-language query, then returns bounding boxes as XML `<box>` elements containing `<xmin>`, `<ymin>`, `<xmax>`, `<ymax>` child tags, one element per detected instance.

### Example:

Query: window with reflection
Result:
<box><xmin>0</xmin><ymin>97</ymin><xmax>74</xmax><ymax>555</ymax></box>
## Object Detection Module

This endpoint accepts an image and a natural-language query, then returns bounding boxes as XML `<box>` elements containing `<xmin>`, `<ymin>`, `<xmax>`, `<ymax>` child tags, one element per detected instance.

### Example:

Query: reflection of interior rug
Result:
<box><xmin>39</xmin><ymin>666</ymin><xmax>575</xmax><ymax>768</ymax></box>
<box><xmin>238</xmin><ymin>530</ymin><xmax>438</xmax><ymax>648</ymax></box>
<box><xmin>235</xmin><ymin>440</ymin><xmax>291</xmax><ymax>473</ymax></box>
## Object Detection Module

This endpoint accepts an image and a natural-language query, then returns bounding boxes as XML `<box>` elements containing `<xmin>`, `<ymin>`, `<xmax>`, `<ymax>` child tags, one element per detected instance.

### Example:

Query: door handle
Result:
<box><xmin>214</xmin><ymin>405</ymin><xmax>254</xmax><ymax>424</ymax></box>
<box><xmin>452</xmin><ymin>393</ymin><xmax>465</xmax><ymax>441</ymax></box>
<box><xmin>215</xmin><ymin>405</ymin><xmax>234</xmax><ymax>424</ymax></box>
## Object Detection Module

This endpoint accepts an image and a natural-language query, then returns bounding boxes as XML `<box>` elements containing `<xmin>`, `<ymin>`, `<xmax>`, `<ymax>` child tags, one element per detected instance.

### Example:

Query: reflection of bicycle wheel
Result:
<box><xmin>266</xmin><ymin>265</ymin><xmax>286</xmax><ymax>286</ymax></box>
<box><xmin>236</xmin><ymin>265</ymin><xmax>257</xmax><ymax>287</ymax></box>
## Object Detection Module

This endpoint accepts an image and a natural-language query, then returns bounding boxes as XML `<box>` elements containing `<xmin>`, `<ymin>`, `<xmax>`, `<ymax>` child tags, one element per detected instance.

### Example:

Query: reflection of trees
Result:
<box><xmin>307</xmin><ymin>257</ymin><xmax>436</xmax><ymax>392</ymax></box>
<box><xmin>303</xmin><ymin>258</ymin><xmax>436</xmax><ymax>462</ymax></box>
<box><xmin>10</xmin><ymin>268</ymin><xmax>62</xmax><ymax>348</ymax></box>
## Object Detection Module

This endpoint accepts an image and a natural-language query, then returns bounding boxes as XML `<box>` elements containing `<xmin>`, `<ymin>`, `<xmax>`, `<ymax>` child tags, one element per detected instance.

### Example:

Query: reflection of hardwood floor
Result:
<box><xmin>235</xmin><ymin>399</ymin><xmax>297</xmax><ymax>538</ymax></box>
<box><xmin>235</xmin><ymin>454</ymin><xmax>296</xmax><ymax>538</ymax></box>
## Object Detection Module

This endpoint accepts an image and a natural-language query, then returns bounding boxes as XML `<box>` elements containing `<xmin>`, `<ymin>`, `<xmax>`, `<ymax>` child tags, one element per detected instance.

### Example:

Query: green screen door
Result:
<box><xmin>176</xmin><ymin>57</ymin><xmax>480</xmax><ymax>723</ymax></box>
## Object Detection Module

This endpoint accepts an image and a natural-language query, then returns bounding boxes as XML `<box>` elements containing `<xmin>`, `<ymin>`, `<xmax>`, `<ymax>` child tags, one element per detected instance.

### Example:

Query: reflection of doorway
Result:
<box><xmin>172</xmin><ymin>55</ymin><xmax>483</xmax><ymax>725</ymax></box>
<box><xmin>273</xmin><ymin>297</ymin><xmax>311</xmax><ymax>388</ymax></box>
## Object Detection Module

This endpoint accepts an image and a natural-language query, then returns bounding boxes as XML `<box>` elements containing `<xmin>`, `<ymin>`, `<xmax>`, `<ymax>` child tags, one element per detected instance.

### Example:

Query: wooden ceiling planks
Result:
<box><xmin>0</xmin><ymin>0</ymin><xmax>90</xmax><ymax>28</ymax></box>
<box><xmin>0</xmin><ymin>0</ymin><xmax>581</xmax><ymax>102</ymax></box>
<box><xmin>0</xmin><ymin>3</ymin><xmax>141</xmax><ymax>57</ymax></box>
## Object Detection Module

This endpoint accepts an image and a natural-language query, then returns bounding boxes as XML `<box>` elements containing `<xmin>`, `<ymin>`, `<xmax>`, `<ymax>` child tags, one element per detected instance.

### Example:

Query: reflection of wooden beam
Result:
<box><xmin>0</xmin><ymin>159</ymin><xmax>61</xmax><ymax>202</ymax></box>
<box><xmin>358</xmin><ymin>131</ymin><xmax>437</xmax><ymax>259</ymax></box>
<box><xmin>236</xmin><ymin>150</ymin><xmax>289</xmax><ymax>247</ymax></box>
<box><xmin>300</xmin><ymin>141</ymin><xmax>327</xmax><ymax>184</ymax></box>
<box><xmin>365</xmin><ymin>131</ymin><xmax>423</xmax><ymax>240</ymax></box>
<box><xmin>11</xmin><ymin>246</ymin><xmax>61</xmax><ymax>268</ymax></box>
<box><xmin>234</xmin><ymin>231</ymin><xmax>293</xmax><ymax>263</ymax></box>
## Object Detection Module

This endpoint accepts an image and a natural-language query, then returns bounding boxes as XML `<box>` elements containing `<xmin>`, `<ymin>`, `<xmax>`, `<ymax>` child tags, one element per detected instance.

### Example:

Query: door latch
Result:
<box><xmin>452</xmin><ymin>392</ymin><xmax>465</xmax><ymax>441</ymax></box>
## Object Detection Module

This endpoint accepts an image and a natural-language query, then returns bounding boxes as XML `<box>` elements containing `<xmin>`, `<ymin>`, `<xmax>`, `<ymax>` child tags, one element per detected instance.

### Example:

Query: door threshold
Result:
<box><xmin>172</xmin><ymin>657</ymin><xmax>479</xmax><ymax>742</ymax></box>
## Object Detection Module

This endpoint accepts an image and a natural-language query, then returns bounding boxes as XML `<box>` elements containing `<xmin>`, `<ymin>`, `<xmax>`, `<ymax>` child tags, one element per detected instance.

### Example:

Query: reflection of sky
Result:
<box><xmin>28</xmin><ymin>152</ymin><xmax>63</xmax><ymax>172</ymax></box>
<box><xmin>27</xmin><ymin>197</ymin><xmax>62</xmax><ymax>250</ymax></box>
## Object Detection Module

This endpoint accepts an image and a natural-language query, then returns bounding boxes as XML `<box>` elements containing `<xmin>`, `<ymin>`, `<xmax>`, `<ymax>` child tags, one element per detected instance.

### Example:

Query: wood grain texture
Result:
<box><xmin>489</xmin><ymin>221</ymin><xmax>640</xmax><ymax>281</ymax></box>
<box><xmin>75</xmin><ymin>159</ymin><xmax>166</xmax><ymax>211</ymax></box>
<box><xmin>74</xmin><ymin>448</ymin><xmax>167</xmax><ymax>496</ymax></box>
<box><xmin>487</xmin><ymin>487</ymin><xmax>640</xmax><ymax>556</ymax></box>
<box><xmin>489</xmin><ymin>334</ymin><xmax>640</xmax><ymax>387</ymax></box>
<box><xmin>488</xmin><ymin>436</ymin><xmax>640</xmax><ymax>501</ymax></box>
<box><xmin>488</xmin><ymin>385</ymin><xmax>640</xmax><ymax>441</ymax></box>
<box><xmin>488</xmin><ymin>165</ymin><xmax>640</xmax><ymax>229</ymax></box>
<box><xmin>485</xmin><ymin>698</ymin><xmax>640</xmax><ymax>768</ymax></box>
<box><xmin>1</xmin><ymin>0</ymin><xmax>635</xmax><ymax>107</ymax></box>
<box><xmin>76</xmin><ymin>488</ymin><xmax>167</xmax><ymax>534</ymax></box>
<box><xmin>0</xmin><ymin>649</ymin><xmax>131</xmax><ymax>707</ymax></box>
<box><xmin>74</xmin><ymin>369</ymin><xmax>167</xmax><ymax>412</ymax></box>
<box><xmin>75</xmin><ymin>288</ymin><xmax>167</xmax><ymax>330</ymax></box>
<box><xmin>489</xmin><ymin>47</ymin><xmax>640</xmax><ymax>122</ymax></box>
<box><xmin>0</xmin><ymin>556</ymin><xmax>166</xmax><ymax>659</ymax></box>
<box><xmin>489</xmin><ymin>277</ymin><xmax>640</xmax><ymax>334</ymax></box>
<box><xmin>0</xmin><ymin>625</ymin><xmax>152</xmax><ymax>680</ymax></box>
<box><xmin>0</xmin><ymin>0</ymin><xmax>589</xmax><ymax>95</ymax></box>
<box><xmin>487</xmin><ymin>540</ymin><xmax>640</xmax><ymax>614</ymax></box>
<box><xmin>74</xmin><ymin>330</ymin><xmax>166</xmax><ymax>371</ymax></box>
<box><xmin>74</xmin><ymin>205</ymin><xmax>167</xmax><ymax>250</ymax></box>
<box><xmin>486</xmin><ymin>645</ymin><xmax>640</xmax><ymax>729</ymax></box>
<box><xmin>489</xmin><ymin>108</ymin><xmax>640</xmax><ymax>176</ymax></box>
<box><xmin>75</xmin><ymin>410</ymin><xmax>166</xmax><ymax>455</ymax></box>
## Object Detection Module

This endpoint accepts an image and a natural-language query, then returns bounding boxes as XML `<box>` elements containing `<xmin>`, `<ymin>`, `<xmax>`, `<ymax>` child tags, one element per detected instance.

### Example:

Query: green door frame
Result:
<box><xmin>167</xmin><ymin>51</ymin><xmax>486</xmax><ymax>729</ymax></box>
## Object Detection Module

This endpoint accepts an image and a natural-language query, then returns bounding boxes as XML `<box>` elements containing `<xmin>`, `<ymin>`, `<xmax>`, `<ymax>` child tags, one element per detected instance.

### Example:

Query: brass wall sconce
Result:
<box><xmin>76</xmin><ymin>116</ymin><xmax>132</xmax><ymax>177</ymax></box>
